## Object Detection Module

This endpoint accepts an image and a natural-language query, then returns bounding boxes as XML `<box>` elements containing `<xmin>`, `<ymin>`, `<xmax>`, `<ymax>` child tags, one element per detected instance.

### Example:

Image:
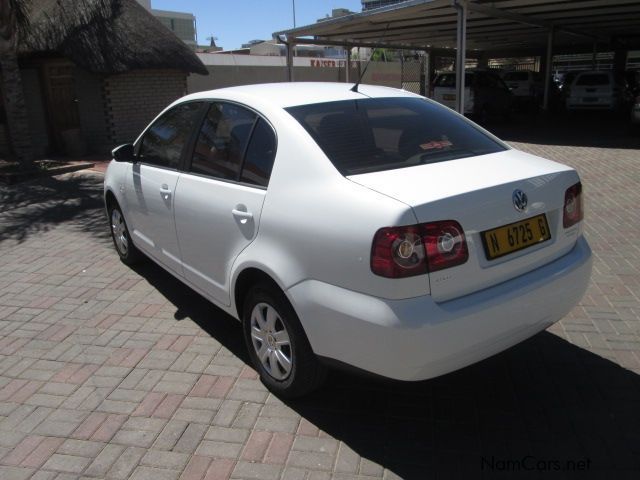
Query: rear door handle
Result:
<box><xmin>160</xmin><ymin>184</ymin><xmax>172</xmax><ymax>198</ymax></box>
<box><xmin>232</xmin><ymin>209</ymin><xmax>253</xmax><ymax>220</ymax></box>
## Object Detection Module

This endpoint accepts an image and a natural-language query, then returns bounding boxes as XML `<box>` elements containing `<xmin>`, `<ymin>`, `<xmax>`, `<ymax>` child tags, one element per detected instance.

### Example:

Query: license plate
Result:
<box><xmin>482</xmin><ymin>214</ymin><xmax>551</xmax><ymax>260</ymax></box>
<box><xmin>583</xmin><ymin>97</ymin><xmax>598</xmax><ymax>102</ymax></box>
<box><xmin>443</xmin><ymin>94</ymin><xmax>456</xmax><ymax>100</ymax></box>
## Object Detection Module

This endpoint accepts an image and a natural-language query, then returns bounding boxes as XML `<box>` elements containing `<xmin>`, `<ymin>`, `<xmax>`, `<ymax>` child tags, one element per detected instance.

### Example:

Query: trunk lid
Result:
<box><xmin>349</xmin><ymin>149</ymin><xmax>582</xmax><ymax>302</ymax></box>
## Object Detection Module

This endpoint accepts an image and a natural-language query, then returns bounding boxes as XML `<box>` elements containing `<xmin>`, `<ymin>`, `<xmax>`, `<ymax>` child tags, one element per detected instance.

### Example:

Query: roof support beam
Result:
<box><xmin>467</xmin><ymin>1</ymin><xmax>598</xmax><ymax>41</ymax></box>
<box><xmin>281</xmin><ymin>36</ymin><xmax>430</xmax><ymax>52</ymax></box>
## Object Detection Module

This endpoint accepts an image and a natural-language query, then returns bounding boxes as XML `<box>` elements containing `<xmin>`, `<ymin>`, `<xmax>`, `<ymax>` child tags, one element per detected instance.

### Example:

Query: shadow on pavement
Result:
<box><xmin>133</xmin><ymin>259</ymin><xmax>640</xmax><ymax>480</ymax></box>
<box><xmin>485</xmin><ymin>110</ymin><xmax>640</xmax><ymax>150</ymax></box>
<box><xmin>0</xmin><ymin>172</ymin><xmax>109</xmax><ymax>243</ymax></box>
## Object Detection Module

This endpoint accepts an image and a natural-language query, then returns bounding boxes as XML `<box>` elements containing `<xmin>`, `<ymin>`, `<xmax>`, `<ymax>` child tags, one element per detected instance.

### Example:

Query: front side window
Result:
<box><xmin>138</xmin><ymin>102</ymin><xmax>202</xmax><ymax>169</ymax></box>
<box><xmin>286</xmin><ymin>97</ymin><xmax>506</xmax><ymax>176</ymax></box>
<box><xmin>190</xmin><ymin>102</ymin><xmax>257</xmax><ymax>180</ymax></box>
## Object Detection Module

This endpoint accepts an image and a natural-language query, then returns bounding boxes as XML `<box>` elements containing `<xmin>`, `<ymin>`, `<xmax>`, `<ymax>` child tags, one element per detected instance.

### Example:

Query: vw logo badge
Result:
<box><xmin>513</xmin><ymin>189</ymin><xmax>528</xmax><ymax>212</ymax></box>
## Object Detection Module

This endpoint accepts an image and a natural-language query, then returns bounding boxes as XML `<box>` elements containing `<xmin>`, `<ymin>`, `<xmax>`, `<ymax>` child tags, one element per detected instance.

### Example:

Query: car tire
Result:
<box><xmin>242</xmin><ymin>282</ymin><xmax>326</xmax><ymax>398</ymax></box>
<box><xmin>108</xmin><ymin>202</ymin><xmax>143</xmax><ymax>266</ymax></box>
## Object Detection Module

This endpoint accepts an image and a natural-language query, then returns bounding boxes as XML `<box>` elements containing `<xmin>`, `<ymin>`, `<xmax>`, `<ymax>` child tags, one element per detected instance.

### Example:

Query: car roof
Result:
<box><xmin>179</xmin><ymin>82</ymin><xmax>420</xmax><ymax>109</ymax></box>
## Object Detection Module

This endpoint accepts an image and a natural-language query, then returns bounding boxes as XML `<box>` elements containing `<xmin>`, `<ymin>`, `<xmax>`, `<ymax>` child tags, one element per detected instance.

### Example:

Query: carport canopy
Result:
<box><xmin>274</xmin><ymin>0</ymin><xmax>640</xmax><ymax>112</ymax></box>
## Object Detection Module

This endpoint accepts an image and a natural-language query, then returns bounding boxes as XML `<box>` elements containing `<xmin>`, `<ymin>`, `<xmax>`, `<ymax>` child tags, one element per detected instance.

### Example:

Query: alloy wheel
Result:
<box><xmin>250</xmin><ymin>302</ymin><xmax>293</xmax><ymax>380</ymax></box>
<box><xmin>111</xmin><ymin>209</ymin><xmax>129</xmax><ymax>256</ymax></box>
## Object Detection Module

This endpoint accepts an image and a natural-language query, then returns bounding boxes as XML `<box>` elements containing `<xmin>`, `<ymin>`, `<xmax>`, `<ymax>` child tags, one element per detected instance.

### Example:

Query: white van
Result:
<box><xmin>566</xmin><ymin>71</ymin><xmax>629</xmax><ymax>111</ymax></box>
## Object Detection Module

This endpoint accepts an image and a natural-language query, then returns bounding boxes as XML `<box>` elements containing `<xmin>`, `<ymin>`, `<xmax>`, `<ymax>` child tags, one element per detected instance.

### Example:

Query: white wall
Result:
<box><xmin>189</xmin><ymin>54</ymin><xmax>403</xmax><ymax>93</ymax></box>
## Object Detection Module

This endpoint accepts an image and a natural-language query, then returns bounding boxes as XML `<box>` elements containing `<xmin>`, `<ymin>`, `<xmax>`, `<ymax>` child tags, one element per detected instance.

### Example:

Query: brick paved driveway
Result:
<box><xmin>0</xmin><ymin>114</ymin><xmax>639</xmax><ymax>480</ymax></box>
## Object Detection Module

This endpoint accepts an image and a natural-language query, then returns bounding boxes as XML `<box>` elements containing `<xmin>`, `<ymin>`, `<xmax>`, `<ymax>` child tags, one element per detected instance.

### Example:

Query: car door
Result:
<box><xmin>174</xmin><ymin>102</ymin><xmax>277</xmax><ymax>306</ymax></box>
<box><xmin>126</xmin><ymin>102</ymin><xmax>204</xmax><ymax>275</ymax></box>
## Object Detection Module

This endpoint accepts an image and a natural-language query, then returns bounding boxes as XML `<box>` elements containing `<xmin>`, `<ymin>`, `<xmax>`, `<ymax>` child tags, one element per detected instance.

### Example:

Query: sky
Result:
<box><xmin>152</xmin><ymin>0</ymin><xmax>364</xmax><ymax>50</ymax></box>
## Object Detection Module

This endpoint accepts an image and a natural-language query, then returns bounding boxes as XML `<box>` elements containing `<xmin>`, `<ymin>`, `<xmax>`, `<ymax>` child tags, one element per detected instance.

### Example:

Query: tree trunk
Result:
<box><xmin>0</xmin><ymin>49</ymin><xmax>34</xmax><ymax>168</ymax></box>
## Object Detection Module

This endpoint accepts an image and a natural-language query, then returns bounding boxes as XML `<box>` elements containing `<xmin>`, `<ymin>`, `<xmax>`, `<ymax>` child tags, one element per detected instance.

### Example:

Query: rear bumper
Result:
<box><xmin>288</xmin><ymin>236</ymin><xmax>592</xmax><ymax>381</ymax></box>
<box><xmin>567</xmin><ymin>98</ymin><xmax>617</xmax><ymax>110</ymax></box>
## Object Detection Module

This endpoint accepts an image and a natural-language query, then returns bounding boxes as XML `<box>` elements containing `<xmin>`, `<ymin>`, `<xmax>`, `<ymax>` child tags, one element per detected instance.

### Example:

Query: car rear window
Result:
<box><xmin>503</xmin><ymin>72</ymin><xmax>529</xmax><ymax>81</ymax></box>
<box><xmin>575</xmin><ymin>74</ymin><xmax>610</xmax><ymax>86</ymax></box>
<box><xmin>285</xmin><ymin>97</ymin><xmax>506</xmax><ymax>176</ymax></box>
<box><xmin>434</xmin><ymin>73</ymin><xmax>474</xmax><ymax>87</ymax></box>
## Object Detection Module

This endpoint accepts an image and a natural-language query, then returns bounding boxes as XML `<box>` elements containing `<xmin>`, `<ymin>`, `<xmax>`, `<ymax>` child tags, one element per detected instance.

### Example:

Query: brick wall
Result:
<box><xmin>104</xmin><ymin>70</ymin><xmax>187</xmax><ymax>145</ymax></box>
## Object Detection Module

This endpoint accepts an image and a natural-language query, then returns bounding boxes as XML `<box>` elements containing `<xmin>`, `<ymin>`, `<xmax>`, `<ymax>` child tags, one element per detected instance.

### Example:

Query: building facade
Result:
<box><xmin>317</xmin><ymin>8</ymin><xmax>355</xmax><ymax>22</ymax></box>
<box><xmin>3</xmin><ymin>0</ymin><xmax>207</xmax><ymax>159</ymax></box>
<box><xmin>136</xmin><ymin>0</ymin><xmax>197</xmax><ymax>48</ymax></box>
<box><xmin>361</xmin><ymin>0</ymin><xmax>406</xmax><ymax>10</ymax></box>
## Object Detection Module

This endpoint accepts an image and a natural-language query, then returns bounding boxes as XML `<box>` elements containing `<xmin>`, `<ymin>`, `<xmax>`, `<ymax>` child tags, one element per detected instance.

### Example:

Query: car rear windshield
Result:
<box><xmin>503</xmin><ymin>72</ymin><xmax>529</xmax><ymax>81</ymax></box>
<box><xmin>575</xmin><ymin>74</ymin><xmax>610</xmax><ymax>86</ymax></box>
<box><xmin>434</xmin><ymin>73</ymin><xmax>474</xmax><ymax>87</ymax></box>
<box><xmin>285</xmin><ymin>97</ymin><xmax>506</xmax><ymax>176</ymax></box>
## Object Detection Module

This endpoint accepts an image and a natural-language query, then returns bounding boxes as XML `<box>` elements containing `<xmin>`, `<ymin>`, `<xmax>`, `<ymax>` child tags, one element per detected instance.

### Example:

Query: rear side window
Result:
<box><xmin>240</xmin><ymin>118</ymin><xmax>276</xmax><ymax>187</ymax></box>
<box><xmin>138</xmin><ymin>102</ymin><xmax>202</xmax><ymax>169</ymax></box>
<box><xmin>575</xmin><ymin>74</ymin><xmax>610</xmax><ymax>86</ymax></box>
<box><xmin>286</xmin><ymin>97</ymin><xmax>506</xmax><ymax>176</ymax></box>
<box><xmin>190</xmin><ymin>102</ymin><xmax>257</xmax><ymax>180</ymax></box>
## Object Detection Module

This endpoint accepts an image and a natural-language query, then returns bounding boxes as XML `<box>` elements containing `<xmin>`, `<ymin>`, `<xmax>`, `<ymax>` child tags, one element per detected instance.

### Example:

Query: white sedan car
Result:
<box><xmin>104</xmin><ymin>83</ymin><xmax>592</xmax><ymax>397</ymax></box>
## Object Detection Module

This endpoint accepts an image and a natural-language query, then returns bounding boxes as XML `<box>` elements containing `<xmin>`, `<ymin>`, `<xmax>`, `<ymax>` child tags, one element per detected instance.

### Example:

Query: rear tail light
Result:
<box><xmin>563</xmin><ymin>182</ymin><xmax>583</xmax><ymax>228</ymax></box>
<box><xmin>371</xmin><ymin>221</ymin><xmax>468</xmax><ymax>278</ymax></box>
<box><xmin>422</xmin><ymin>221</ymin><xmax>469</xmax><ymax>272</ymax></box>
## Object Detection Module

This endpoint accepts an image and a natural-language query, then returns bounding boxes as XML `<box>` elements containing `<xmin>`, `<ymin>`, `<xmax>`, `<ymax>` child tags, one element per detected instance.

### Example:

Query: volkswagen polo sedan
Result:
<box><xmin>104</xmin><ymin>83</ymin><xmax>592</xmax><ymax>397</ymax></box>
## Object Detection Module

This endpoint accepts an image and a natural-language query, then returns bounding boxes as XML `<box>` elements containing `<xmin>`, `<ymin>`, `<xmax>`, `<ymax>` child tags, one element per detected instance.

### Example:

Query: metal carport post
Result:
<box><xmin>453</xmin><ymin>0</ymin><xmax>467</xmax><ymax>114</ymax></box>
<box><xmin>286</xmin><ymin>38</ymin><xmax>295</xmax><ymax>82</ymax></box>
<box><xmin>542</xmin><ymin>28</ymin><xmax>554</xmax><ymax>111</ymax></box>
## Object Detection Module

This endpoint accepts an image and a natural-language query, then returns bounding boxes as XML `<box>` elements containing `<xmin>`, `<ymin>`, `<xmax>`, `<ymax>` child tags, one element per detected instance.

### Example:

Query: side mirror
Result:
<box><xmin>112</xmin><ymin>143</ymin><xmax>135</xmax><ymax>162</ymax></box>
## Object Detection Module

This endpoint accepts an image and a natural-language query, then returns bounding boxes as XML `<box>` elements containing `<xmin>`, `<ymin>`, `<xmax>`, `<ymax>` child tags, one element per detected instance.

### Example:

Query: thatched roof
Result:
<box><xmin>21</xmin><ymin>0</ymin><xmax>207</xmax><ymax>75</ymax></box>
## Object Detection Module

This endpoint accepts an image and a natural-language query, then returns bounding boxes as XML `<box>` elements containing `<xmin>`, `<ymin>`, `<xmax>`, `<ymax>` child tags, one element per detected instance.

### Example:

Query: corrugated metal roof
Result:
<box><xmin>275</xmin><ymin>0</ymin><xmax>640</xmax><ymax>53</ymax></box>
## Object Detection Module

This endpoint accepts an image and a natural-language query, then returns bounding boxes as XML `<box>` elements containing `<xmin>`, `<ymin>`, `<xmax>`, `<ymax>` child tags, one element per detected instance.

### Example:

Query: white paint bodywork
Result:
<box><xmin>104</xmin><ymin>82</ymin><xmax>592</xmax><ymax>381</ymax></box>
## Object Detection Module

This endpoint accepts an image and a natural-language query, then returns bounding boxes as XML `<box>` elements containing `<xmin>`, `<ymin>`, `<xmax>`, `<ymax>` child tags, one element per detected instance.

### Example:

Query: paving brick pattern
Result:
<box><xmin>0</xmin><ymin>117</ymin><xmax>639</xmax><ymax>479</ymax></box>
